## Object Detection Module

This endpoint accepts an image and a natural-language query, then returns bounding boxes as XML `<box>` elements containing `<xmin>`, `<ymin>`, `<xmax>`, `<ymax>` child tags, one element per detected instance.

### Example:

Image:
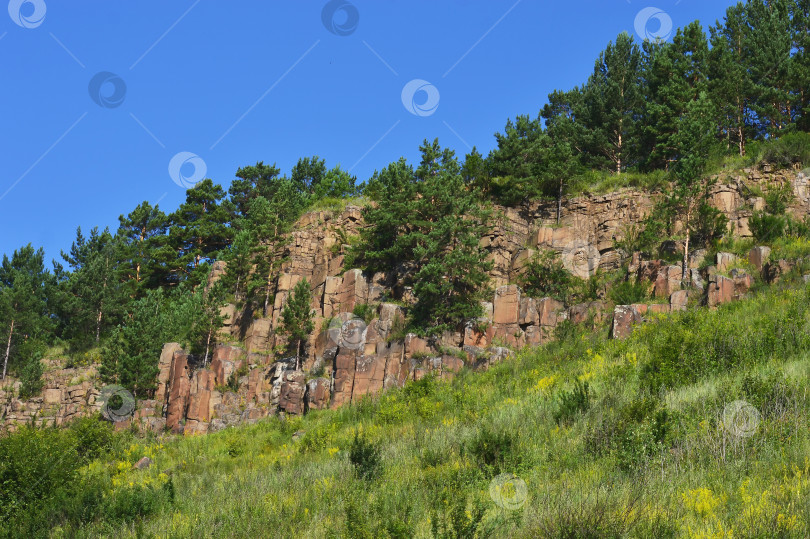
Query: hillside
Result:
<box><xmin>4</xmin><ymin>270</ymin><xmax>810</xmax><ymax>537</ymax></box>
<box><xmin>1</xmin><ymin>0</ymin><xmax>810</xmax><ymax>536</ymax></box>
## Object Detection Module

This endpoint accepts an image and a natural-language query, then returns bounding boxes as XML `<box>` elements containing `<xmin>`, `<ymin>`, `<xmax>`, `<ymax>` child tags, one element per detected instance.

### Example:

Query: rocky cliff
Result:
<box><xmin>2</xmin><ymin>167</ymin><xmax>808</xmax><ymax>434</ymax></box>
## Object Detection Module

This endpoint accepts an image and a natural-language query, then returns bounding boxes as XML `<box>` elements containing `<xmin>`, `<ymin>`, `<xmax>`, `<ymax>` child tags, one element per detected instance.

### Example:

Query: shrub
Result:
<box><xmin>749</xmin><ymin>210</ymin><xmax>786</xmax><ymax>243</ymax></box>
<box><xmin>553</xmin><ymin>380</ymin><xmax>591</xmax><ymax>425</ymax></box>
<box><xmin>352</xmin><ymin>303</ymin><xmax>377</xmax><ymax>324</ymax></box>
<box><xmin>518</xmin><ymin>250</ymin><xmax>574</xmax><ymax>303</ymax></box>
<box><xmin>349</xmin><ymin>433</ymin><xmax>381</xmax><ymax>480</ymax></box>
<box><xmin>103</xmin><ymin>482</ymin><xmax>172</xmax><ymax>523</ymax></box>
<box><xmin>760</xmin><ymin>131</ymin><xmax>810</xmax><ymax>168</ymax></box>
<box><xmin>609</xmin><ymin>280</ymin><xmax>649</xmax><ymax>305</ymax></box>
<box><xmin>764</xmin><ymin>183</ymin><xmax>795</xmax><ymax>215</ymax></box>
<box><xmin>68</xmin><ymin>416</ymin><xmax>115</xmax><ymax>460</ymax></box>
<box><xmin>0</xmin><ymin>426</ymin><xmax>82</xmax><ymax>529</ymax></box>
<box><xmin>466</xmin><ymin>426</ymin><xmax>521</xmax><ymax>476</ymax></box>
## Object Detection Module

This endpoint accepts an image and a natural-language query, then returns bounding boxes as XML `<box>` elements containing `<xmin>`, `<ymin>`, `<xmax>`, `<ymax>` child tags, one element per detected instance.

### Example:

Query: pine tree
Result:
<box><xmin>279</xmin><ymin>279</ymin><xmax>314</xmax><ymax>370</ymax></box>
<box><xmin>641</xmin><ymin>22</ymin><xmax>710</xmax><ymax>169</ymax></box>
<box><xmin>709</xmin><ymin>3</ymin><xmax>753</xmax><ymax>156</ymax></box>
<box><xmin>353</xmin><ymin>158</ymin><xmax>419</xmax><ymax>273</ymax></box>
<box><xmin>409</xmin><ymin>140</ymin><xmax>492</xmax><ymax>333</ymax></box>
<box><xmin>583</xmin><ymin>32</ymin><xmax>643</xmax><ymax>174</ymax></box>
<box><xmin>116</xmin><ymin>201</ymin><xmax>171</xmax><ymax>293</ymax></box>
<box><xmin>290</xmin><ymin>156</ymin><xmax>327</xmax><ymax>196</ymax></box>
<box><xmin>169</xmin><ymin>179</ymin><xmax>233</xmax><ymax>283</ymax></box>
<box><xmin>101</xmin><ymin>289</ymin><xmax>165</xmax><ymax>396</ymax></box>
<box><xmin>0</xmin><ymin>245</ymin><xmax>53</xmax><ymax>380</ymax></box>
<box><xmin>59</xmin><ymin>227</ymin><xmax>127</xmax><ymax>348</ymax></box>
<box><xmin>668</xmin><ymin>92</ymin><xmax>718</xmax><ymax>282</ymax></box>
<box><xmin>743</xmin><ymin>0</ymin><xmax>796</xmax><ymax>135</ymax></box>
<box><xmin>487</xmin><ymin>114</ymin><xmax>547</xmax><ymax>204</ymax></box>
<box><xmin>228</xmin><ymin>161</ymin><xmax>282</xmax><ymax>220</ymax></box>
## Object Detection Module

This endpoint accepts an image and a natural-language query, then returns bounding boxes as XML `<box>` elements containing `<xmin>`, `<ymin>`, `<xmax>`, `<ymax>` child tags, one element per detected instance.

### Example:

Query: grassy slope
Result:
<box><xmin>56</xmin><ymin>272</ymin><xmax>810</xmax><ymax>538</ymax></box>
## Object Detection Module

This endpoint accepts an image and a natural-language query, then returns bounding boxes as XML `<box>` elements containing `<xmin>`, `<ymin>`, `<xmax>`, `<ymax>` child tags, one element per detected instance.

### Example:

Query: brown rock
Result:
<box><xmin>133</xmin><ymin>457</ymin><xmax>153</xmax><ymax>470</ymax></box>
<box><xmin>493</xmin><ymin>285</ymin><xmax>521</xmax><ymax>325</ymax></box>
<box><xmin>305</xmin><ymin>378</ymin><xmax>331</xmax><ymax>411</ymax></box>
<box><xmin>278</xmin><ymin>371</ymin><xmax>306</xmax><ymax>415</ymax></box>
<box><xmin>748</xmin><ymin>246</ymin><xmax>771</xmax><ymax>273</ymax></box>
<box><xmin>611</xmin><ymin>305</ymin><xmax>643</xmax><ymax>339</ymax></box>
<box><xmin>166</xmin><ymin>350</ymin><xmax>191</xmax><ymax>433</ymax></box>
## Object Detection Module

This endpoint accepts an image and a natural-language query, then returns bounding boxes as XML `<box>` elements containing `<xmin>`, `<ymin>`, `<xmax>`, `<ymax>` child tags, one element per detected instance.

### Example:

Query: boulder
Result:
<box><xmin>670</xmin><ymin>290</ymin><xmax>689</xmax><ymax>311</ymax></box>
<box><xmin>305</xmin><ymin>378</ymin><xmax>331</xmax><ymax>411</ymax></box>
<box><xmin>493</xmin><ymin>285</ymin><xmax>521</xmax><ymax>325</ymax></box>
<box><xmin>688</xmin><ymin>249</ymin><xmax>708</xmax><ymax>269</ymax></box>
<box><xmin>611</xmin><ymin>305</ymin><xmax>643</xmax><ymax>339</ymax></box>
<box><xmin>278</xmin><ymin>371</ymin><xmax>306</xmax><ymax>415</ymax></box>
<box><xmin>748</xmin><ymin>246</ymin><xmax>771</xmax><ymax>273</ymax></box>
<box><xmin>165</xmin><ymin>350</ymin><xmax>191</xmax><ymax>433</ymax></box>
<box><xmin>716</xmin><ymin>252</ymin><xmax>736</xmax><ymax>273</ymax></box>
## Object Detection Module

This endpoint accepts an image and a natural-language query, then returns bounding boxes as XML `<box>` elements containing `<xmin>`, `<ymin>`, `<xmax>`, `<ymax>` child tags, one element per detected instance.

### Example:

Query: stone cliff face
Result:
<box><xmin>2</xmin><ymin>167</ymin><xmax>808</xmax><ymax>433</ymax></box>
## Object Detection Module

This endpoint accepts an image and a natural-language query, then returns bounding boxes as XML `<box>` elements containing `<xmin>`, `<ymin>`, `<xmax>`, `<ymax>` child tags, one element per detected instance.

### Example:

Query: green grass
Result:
<box><xmin>6</xmin><ymin>283</ymin><xmax>810</xmax><ymax>537</ymax></box>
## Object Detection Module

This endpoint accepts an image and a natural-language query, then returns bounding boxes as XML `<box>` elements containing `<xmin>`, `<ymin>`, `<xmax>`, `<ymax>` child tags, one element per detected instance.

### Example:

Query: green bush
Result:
<box><xmin>103</xmin><ymin>482</ymin><xmax>172</xmax><ymax>523</ymax></box>
<box><xmin>0</xmin><ymin>426</ymin><xmax>82</xmax><ymax>530</ymax></box>
<box><xmin>352</xmin><ymin>303</ymin><xmax>377</xmax><ymax>324</ymax></box>
<box><xmin>349</xmin><ymin>433</ymin><xmax>381</xmax><ymax>480</ymax></box>
<box><xmin>466</xmin><ymin>426</ymin><xmax>521</xmax><ymax>476</ymax></box>
<box><xmin>553</xmin><ymin>380</ymin><xmax>591</xmax><ymax>425</ymax></box>
<box><xmin>609</xmin><ymin>280</ymin><xmax>649</xmax><ymax>305</ymax></box>
<box><xmin>68</xmin><ymin>415</ymin><xmax>115</xmax><ymax>460</ymax></box>
<box><xmin>518</xmin><ymin>250</ymin><xmax>574</xmax><ymax>303</ymax></box>
<box><xmin>760</xmin><ymin>131</ymin><xmax>810</xmax><ymax>168</ymax></box>
<box><xmin>638</xmin><ymin>287</ymin><xmax>810</xmax><ymax>392</ymax></box>
<box><xmin>749</xmin><ymin>211</ymin><xmax>786</xmax><ymax>244</ymax></box>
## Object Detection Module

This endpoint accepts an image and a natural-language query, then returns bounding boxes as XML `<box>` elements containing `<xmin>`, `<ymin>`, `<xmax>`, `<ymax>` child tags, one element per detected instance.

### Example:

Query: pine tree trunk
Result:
<box><xmin>556</xmin><ymin>179</ymin><xmax>563</xmax><ymax>225</ymax></box>
<box><xmin>96</xmin><ymin>308</ymin><xmax>103</xmax><ymax>343</ymax></box>
<box><xmin>682</xmin><ymin>207</ymin><xmax>691</xmax><ymax>283</ymax></box>
<box><xmin>204</xmin><ymin>326</ymin><xmax>212</xmax><ymax>366</ymax></box>
<box><xmin>295</xmin><ymin>338</ymin><xmax>301</xmax><ymax>371</ymax></box>
<box><xmin>2</xmin><ymin>319</ymin><xmax>14</xmax><ymax>381</ymax></box>
<box><xmin>263</xmin><ymin>268</ymin><xmax>273</xmax><ymax>317</ymax></box>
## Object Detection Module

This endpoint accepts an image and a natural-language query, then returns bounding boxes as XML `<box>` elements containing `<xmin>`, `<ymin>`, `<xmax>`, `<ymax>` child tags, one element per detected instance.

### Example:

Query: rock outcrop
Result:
<box><xmin>2</xmin><ymin>168</ymin><xmax>807</xmax><ymax>432</ymax></box>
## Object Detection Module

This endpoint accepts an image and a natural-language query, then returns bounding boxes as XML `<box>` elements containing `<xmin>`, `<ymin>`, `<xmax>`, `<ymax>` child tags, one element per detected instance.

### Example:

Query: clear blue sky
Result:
<box><xmin>1</xmin><ymin>0</ymin><xmax>737</xmax><ymax>263</ymax></box>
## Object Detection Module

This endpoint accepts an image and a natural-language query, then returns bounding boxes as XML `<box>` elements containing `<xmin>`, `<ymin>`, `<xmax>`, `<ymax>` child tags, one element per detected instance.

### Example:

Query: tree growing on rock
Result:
<box><xmin>356</xmin><ymin>139</ymin><xmax>492</xmax><ymax>335</ymax></box>
<box><xmin>279</xmin><ymin>279</ymin><xmax>314</xmax><ymax>370</ymax></box>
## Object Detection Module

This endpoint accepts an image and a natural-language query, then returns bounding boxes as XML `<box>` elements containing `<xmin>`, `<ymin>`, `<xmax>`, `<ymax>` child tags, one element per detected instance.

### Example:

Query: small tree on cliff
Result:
<box><xmin>279</xmin><ymin>279</ymin><xmax>314</xmax><ymax>370</ymax></box>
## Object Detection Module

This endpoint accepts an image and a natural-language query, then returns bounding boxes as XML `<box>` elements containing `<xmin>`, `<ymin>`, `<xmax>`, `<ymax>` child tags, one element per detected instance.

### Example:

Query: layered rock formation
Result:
<box><xmin>2</xmin><ymin>168</ymin><xmax>808</xmax><ymax>433</ymax></box>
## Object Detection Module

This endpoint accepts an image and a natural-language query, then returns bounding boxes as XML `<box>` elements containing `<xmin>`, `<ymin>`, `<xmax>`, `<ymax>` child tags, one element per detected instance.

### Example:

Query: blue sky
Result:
<box><xmin>1</xmin><ymin>0</ymin><xmax>737</xmax><ymax>263</ymax></box>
